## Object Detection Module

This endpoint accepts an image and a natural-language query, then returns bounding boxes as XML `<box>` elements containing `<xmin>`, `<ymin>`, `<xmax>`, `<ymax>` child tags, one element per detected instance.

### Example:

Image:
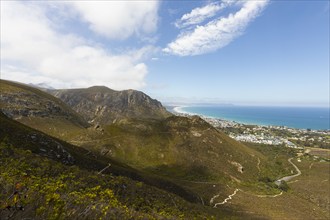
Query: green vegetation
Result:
<box><xmin>1</xmin><ymin>80</ymin><xmax>328</xmax><ymax>219</ymax></box>
<box><xmin>0</xmin><ymin>112</ymin><xmax>201</xmax><ymax>205</ymax></box>
<box><xmin>0</xmin><ymin>79</ymin><xmax>88</xmax><ymax>141</ymax></box>
<box><xmin>0</xmin><ymin>141</ymin><xmax>221</xmax><ymax>219</ymax></box>
<box><xmin>0</xmin><ymin>112</ymin><xmax>250</xmax><ymax>219</ymax></box>
<box><xmin>246</xmin><ymin>143</ymin><xmax>296</xmax><ymax>175</ymax></box>
<box><xmin>229</xmin><ymin>146</ymin><xmax>330</xmax><ymax>220</ymax></box>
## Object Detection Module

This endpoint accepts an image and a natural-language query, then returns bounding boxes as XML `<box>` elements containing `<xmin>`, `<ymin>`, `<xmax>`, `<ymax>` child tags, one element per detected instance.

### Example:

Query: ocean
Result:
<box><xmin>174</xmin><ymin>105</ymin><xmax>329</xmax><ymax>130</ymax></box>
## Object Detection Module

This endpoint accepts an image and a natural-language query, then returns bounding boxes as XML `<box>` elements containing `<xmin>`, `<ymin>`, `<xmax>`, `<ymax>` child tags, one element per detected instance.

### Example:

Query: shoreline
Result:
<box><xmin>172</xmin><ymin>105</ymin><xmax>270</xmax><ymax>129</ymax></box>
<box><xmin>171</xmin><ymin>105</ymin><xmax>330</xmax><ymax>148</ymax></box>
<box><xmin>171</xmin><ymin>105</ymin><xmax>329</xmax><ymax>132</ymax></box>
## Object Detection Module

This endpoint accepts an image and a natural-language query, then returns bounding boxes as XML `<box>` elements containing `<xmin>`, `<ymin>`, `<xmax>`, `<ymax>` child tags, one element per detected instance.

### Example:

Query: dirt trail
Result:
<box><xmin>309</xmin><ymin>162</ymin><xmax>314</xmax><ymax>169</ymax></box>
<box><xmin>257</xmin><ymin>157</ymin><xmax>261</xmax><ymax>172</ymax></box>
<box><xmin>213</xmin><ymin>189</ymin><xmax>240</xmax><ymax>207</ymax></box>
<box><xmin>276</xmin><ymin>158</ymin><xmax>301</xmax><ymax>183</ymax></box>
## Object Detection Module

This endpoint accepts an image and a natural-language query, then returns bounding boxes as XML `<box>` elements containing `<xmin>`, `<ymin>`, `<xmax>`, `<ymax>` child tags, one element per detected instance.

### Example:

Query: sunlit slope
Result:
<box><xmin>51</xmin><ymin>86</ymin><xmax>171</xmax><ymax>124</ymax></box>
<box><xmin>0</xmin><ymin>112</ymin><xmax>207</xmax><ymax>204</ymax></box>
<box><xmin>0</xmin><ymin>80</ymin><xmax>284</xmax><ymax>205</ymax></box>
<box><xmin>46</xmin><ymin>84</ymin><xmax>264</xmax><ymax>183</ymax></box>
<box><xmin>73</xmin><ymin>115</ymin><xmax>265</xmax><ymax>185</ymax></box>
<box><xmin>1</xmin><ymin>112</ymin><xmax>255</xmax><ymax>219</ymax></box>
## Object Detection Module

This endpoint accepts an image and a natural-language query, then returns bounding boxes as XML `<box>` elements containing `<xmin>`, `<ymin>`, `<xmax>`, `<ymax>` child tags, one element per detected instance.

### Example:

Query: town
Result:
<box><xmin>174</xmin><ymin>112</ymin><xmax>330</xmax><ymax>149</ymax></box>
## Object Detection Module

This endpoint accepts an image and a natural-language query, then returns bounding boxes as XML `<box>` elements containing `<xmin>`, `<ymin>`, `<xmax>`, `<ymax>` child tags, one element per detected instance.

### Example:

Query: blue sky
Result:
<box><xmin>1</xmin><ymin>1</ymin><xmax>329</xmax><ymax>107</ymax></box>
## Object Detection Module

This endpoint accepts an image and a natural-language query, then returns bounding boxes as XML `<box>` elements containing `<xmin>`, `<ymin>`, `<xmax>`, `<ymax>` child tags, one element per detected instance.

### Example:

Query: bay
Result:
<box><xmin>176</xmin><ymin>106</ymin><xmax>329</xmax><ymax>130</ymax></box>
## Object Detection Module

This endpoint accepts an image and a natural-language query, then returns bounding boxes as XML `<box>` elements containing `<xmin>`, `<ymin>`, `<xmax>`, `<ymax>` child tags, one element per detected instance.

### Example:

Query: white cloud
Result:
<box><xmin>67</xmin><ymin>1</ymin><xmax>160</xmax><ymax>40</ymax></box>
<box><xmin>0</xmin><ymin>1</ymin><xmax>156</xmax><ymax>90</ymax></box>
<box><xmin>164</xmin><ymin>0</ymin><xmax>269</xmax><ymax>56</ymax></box>
<box><xmin>175</xmin><ymin>1</ymin><xmax>233</xmax><ymax>28</ymax></box>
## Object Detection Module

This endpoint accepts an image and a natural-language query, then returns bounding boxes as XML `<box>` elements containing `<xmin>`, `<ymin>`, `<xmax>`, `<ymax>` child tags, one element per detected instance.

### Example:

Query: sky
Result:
<box><xmin>1</xmin><ymin>0</ymin><xmax>329</xmax><ymax>107</ymax></box>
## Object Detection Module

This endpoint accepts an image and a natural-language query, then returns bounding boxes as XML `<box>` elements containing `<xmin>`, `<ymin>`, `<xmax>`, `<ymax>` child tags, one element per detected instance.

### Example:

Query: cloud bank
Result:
<box><xmin>0</xmin><ymin>1</ymin><xmax>159</xmax><ymax>90</ymax></box>
<box><xmin>164</xmin><ymin>0</ymin><xmax>269</xmax><ymax>56</ymax></box>
<box><xmin>68</xmin><ymin>1</ymin><xmax>159</xmax><ymax>40</ymax></box>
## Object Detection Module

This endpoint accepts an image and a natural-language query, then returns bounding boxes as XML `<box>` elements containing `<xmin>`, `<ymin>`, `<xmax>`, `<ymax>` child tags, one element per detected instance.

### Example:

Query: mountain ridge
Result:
<box><xmin>50</xmin><ymin>86</ymin><xmax>171</xmax><ymax>124</ymax></box>
<box><xmin>1</xmin><ymin>79</ymin><xmax>300</xmax><ymax>219</ymax></box>
<box><xmin>0</xmin><ymin>79</ymin><xmax>89</xmax><ymax>128</ymax></box>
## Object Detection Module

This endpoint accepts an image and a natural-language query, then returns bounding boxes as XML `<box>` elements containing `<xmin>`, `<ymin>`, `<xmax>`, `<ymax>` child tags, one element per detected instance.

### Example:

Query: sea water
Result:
<box><xmin>175</xmin><ymin>106</ymin><xmax>329</xmax><ymax>130</ymax></box>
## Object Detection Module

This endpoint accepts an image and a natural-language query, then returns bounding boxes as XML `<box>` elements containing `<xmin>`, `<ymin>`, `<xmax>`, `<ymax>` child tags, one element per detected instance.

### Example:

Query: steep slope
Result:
<box><xmin>1</xmin><ymin>112</ymin><xmax>252</xmax><ymax>219</ymax></box>
<box><xmin>0</xmin><ymin>80</ymin><xmax>286</xmax><ymax>209</ymax></box>
<box><xmin>51</xmin><ymin>86</ymin><xmax>171</xmax><ymax>124</ymax></box>
<box><xmin>0</xmin><ymin>80</ymin><xmax>88</xmax><ymax>138</ymax></box>
<box><xmin>79</xmin><ymin>116</ymin><xmax>263</xmax><ymax>181</ymax></box>
<box><xmin>0</xmin><ymin>112</ymin><xmax>201</xmax><ymax>204</ymax></box>
<box><xmin>69</xmin><ymin>115</ymin><xmax>275</xmax><ymax>203</ymax></box>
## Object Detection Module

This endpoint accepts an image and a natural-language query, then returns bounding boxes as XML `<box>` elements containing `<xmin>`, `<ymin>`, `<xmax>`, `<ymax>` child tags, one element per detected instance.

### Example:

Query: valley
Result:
<box><xmin>0</xmin><ymin>80</ymin><xmax>329</xmax><ymax>219</ymax></box>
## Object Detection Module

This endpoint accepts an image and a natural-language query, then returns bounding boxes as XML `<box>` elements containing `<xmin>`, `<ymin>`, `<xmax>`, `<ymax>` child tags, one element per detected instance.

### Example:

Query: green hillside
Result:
<box><xmin>0</xmin><ymin>79</ymin><xmax>88</xmax><ymax>139</ymax></box>
<box><xmin>0</xmin><ymin>112</ymin><xmax>258</xmax><ymax>219</ymax></box>
<box><xmin>1</xmin><ymin>80</ymin><xmax>312</xmax><ymax>219</ymax></box>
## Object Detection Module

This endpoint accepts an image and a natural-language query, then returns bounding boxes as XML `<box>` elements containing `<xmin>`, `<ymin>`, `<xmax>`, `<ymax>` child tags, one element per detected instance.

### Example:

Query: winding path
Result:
<box><xmin>212</xmin><ymin>157</ymin><xmax>302</xmax><ymax>207</ymax></box>
<box><xmin>276</xmin><ymin>158</ymin><xmax>301</xmax><ymax>183</ymax></box>
<box><xmin>257</xmin><ymin>157</ymin><xmax>261</xmax><ymax>172</ymax></box>
<box><xmin>213</xmin><ymin>189</ymin><xmax>240</xmax><ymax>207</ymax></box>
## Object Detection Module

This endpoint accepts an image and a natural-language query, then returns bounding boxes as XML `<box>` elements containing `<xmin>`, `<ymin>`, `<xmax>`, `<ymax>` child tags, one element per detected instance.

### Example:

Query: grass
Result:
<box><xmin>0</xmin><ymin>79</ymin><xmax>89</xmax><ymax>144</ymax></box>
<box><xmin>229</xmin><ymin>143</ymin><xmax>330</xmax><ymax>219</ymax></box>
<box><xmin>0</xmin><ymin>142</ymin><xmax>218</xmax><ymax>219</ymax></box>
<box><xmin>0</xmin><ymin>112</ymin><xmax>203</xmax><ymax>204</ymax></box>
<box><xmin>0</xmin><ymin>113</ymin><xmax>263</xmax><ymax>219</ymax></box>
<box><xmin>305</xmin><ymin>147</ymin><xmax>330</xmax><ymax>160</ymax></box>
<box><xmin>70</xmin><ymin>117</ymin><xmax>305</xmax><ymax>208</ymax></box>
<box><xmin>2</xmin><ymin>80</ymin><xmax>328</xmax><ymax>219</ymax></box>
<box><xmin>0</xmin><ymin>80</ymin><xmax>88</xmax><ymax>127</ymax></box>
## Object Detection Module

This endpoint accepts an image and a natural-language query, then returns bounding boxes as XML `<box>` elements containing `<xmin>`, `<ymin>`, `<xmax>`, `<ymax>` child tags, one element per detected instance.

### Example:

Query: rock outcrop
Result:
<box><xmin>0</xmin><ymin>80</ymin><xmax>89</xmax><ymax>127</ymax></box>
<box><xmin>51</xmin><ymin>86</ymin><xmax>171</xmax><ymax>124</ymax></box>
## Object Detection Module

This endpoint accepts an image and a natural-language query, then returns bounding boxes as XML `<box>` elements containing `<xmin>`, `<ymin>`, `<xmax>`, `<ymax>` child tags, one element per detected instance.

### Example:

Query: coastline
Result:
<box><xmin>172</xmin><ymin>105</ymin><xmax>243</xmax><ymax>128</ymax></box>
<box><xmin>171</xmin><ymin>105</ymin><xmax>329</xmax><ymax>131</ymax></box>
<box><xmin>172</xmin><ymin>105</ymin><xmax>256</xmax><ymax>127</ymax></box>
<box><xmin>172</xmin><ymin>106</ymin><xmax>189</xmax><ymax>115</ymax></box>
<box><xmin>171</xmin><ymin>105</ymin><xmax>329</xmax><ymax>148</ymax></box>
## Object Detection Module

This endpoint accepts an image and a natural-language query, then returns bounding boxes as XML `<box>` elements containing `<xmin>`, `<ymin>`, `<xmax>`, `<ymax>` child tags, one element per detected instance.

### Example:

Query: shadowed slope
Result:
<box><xmin>2</xmin><ymin>112</ymin><xmax>259</xmax><ymax>219</ymax></box>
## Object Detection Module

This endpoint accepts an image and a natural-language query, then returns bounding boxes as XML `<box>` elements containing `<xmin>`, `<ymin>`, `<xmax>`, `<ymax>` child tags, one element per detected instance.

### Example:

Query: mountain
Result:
<box><xmin>0</xmin><ymin>80</ymin><xmax>89</xmax><ymax>138</ymax></box>
<box><xmin>1</xmin><ymin>80</ymin><xmax>328</xmax><ymax>219</ymax></box>
<box><xmin>50</xmin><ymin>86</ymin><xmax>171</xmax><ymax>124</ymax></box>
<box><xmin>28</xmin><ymin>82</ymin><xmax>55</xmax><ymax>91</ymax></box>
<box><xmin>74</xmin><ymin>115</ymin><xmax>271</xmax><ymax>197</ymax></box>
<box><xmin>47</xmin><ymin>85</ymin><xmax>270</xmax><ymax>190</ymax></box>
<box><xmin>0</xmin><ymin>80</ymin><xmax>296</xmax><ymax>219</ymax></box>
<box><xmin>0</xmin><ymin>80</ymin><xmax>282</xmax><ymax>193</ymax></box>
<box><xmin>1</xmin><ymin>112</ymin><xmax>249</xmax><ymax>219</ymax></box>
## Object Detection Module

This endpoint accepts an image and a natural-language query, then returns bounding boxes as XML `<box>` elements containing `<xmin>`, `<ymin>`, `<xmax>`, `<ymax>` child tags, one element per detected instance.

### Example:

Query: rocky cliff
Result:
<box><xmin>0</xmin><ymin>80</ymin><xmax>88</xmax><ymax>128</ymax></box>
<box><xmin>51</xmin><ymin>86</ymin><xmax>171</xmax><ymax>124</ymax></box>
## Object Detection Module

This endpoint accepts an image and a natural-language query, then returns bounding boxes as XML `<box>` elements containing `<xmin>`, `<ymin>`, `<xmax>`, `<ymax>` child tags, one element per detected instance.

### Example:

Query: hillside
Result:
<box><xmin>0</xmin><ymin>81</ymin><xmax>288</xmax><ymax>195</ymax></box>
<box><xmin>1</xmin><ymin>80</ymin><xmax>310</xmax><ymax>219</ymax></box>
<box><xmin>50</xmin><ymin>86</ymin><xmax>171</xmax><ymax>124</ymax></box>
<box><xmin>2</xmin><ymin>112</ymin><xmax>328</xmax><ymax>219</ymax></box>
<box><xmin>76</xmin><ymin>115</ymin><xmax>263</xmax><ymax>181</ymax></box>
<box><xmin>42</xmin><ymin>83</ymin><xmax>270</xmax><ymax>187</ymax></box>
<box><xmin>0</xmin><ymin>80</ymin><xmax>89</xmax><ymax>138</ymax></box>
<box><xmin>70</xmin><ymin>115</ymin><xmax>294</xmax><ymax>201</ymax></box>
<box><xmin>0</xmin><ymin>112</ymin><xmax>249</xmax><ymax>219</ymax></box>
<box><xmin>0</xmin><ymin>112</ymin><xmax>203</xmax><ymax>204</ymax></box>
